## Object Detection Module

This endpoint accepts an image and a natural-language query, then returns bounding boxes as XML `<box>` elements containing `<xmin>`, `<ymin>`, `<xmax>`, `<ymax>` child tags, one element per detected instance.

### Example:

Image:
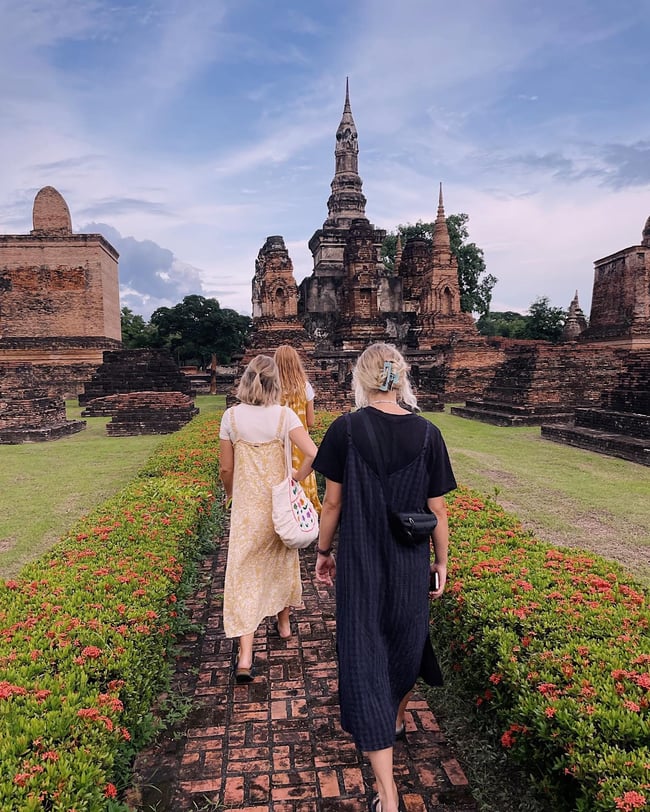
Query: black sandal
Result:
<box><xmin>234</xmin><ymin>659</ymin><xmax>255</xmax><ymax>683</ymax></box>
<box><xmin>371</xmin><ymin>792</ymin><xmax>404</xmax><ymax>811</ymax></box>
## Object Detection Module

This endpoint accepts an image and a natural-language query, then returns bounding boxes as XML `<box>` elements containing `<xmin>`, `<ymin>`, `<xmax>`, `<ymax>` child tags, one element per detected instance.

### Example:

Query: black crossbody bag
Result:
<box><xmin>359</xmin><ymin>409</ymin><xmax>438</xmax><ymax>547</ymax></box>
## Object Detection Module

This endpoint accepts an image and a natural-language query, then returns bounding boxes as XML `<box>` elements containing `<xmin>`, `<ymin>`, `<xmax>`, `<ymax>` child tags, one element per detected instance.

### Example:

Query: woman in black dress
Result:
<box><xmin>313</xmin><ymin>343</ymin><xmax>456</xmax><ymax>812</ymax></box>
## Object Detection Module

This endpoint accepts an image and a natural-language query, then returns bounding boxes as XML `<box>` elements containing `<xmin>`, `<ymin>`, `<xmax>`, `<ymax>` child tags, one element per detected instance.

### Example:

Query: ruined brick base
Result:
<box><xmin>542</xmin><ymin>409</ymin><xmax>650</xmax><ymax>466</ymax></box>
<box><xmin>0</xmin><ymin>420</ymin><xmax>86</xmax><ymax>445</ymax></box>
<box><xmin>79</xmin><ymin>349</ymin><xmax>193</xmax><ymax>405</ymax></box>
<box><xmin>103</xmin><ymin>391</ymin><xmax>198</xmax><ymax>436</ymax></box>
<box><xmin>451</xmin><ymin>401</ymin><xmax>574</xmax><ymax>427</ymax></box>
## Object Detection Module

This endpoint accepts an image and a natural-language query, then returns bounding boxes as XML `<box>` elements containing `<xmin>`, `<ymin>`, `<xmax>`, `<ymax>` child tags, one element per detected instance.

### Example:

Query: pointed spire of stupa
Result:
<box><xmin>432</xmin><ymin>182</ymin><xmax>450</xmax><ymax>249</ymax></box>
<box><xmin>562</xmin><ymin>290</ymin><xmax>588</xmax><ymax>340</ymax></box>
<box><xmin>325</xmin><ymin>78</ymin><xmax>367</xmax><ymax>227</ymax></box>
<box><xmin>334</xmin><ymin>76</ymin><xmax>358</xmax><ymax>172</ymax></box>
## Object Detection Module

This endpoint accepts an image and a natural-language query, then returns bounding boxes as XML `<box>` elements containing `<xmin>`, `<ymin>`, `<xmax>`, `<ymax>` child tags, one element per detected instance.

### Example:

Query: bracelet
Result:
<box><xmin>317</xmin><ymin>547</ymin><xmax>333</xmax><ymax>557</ymax></box>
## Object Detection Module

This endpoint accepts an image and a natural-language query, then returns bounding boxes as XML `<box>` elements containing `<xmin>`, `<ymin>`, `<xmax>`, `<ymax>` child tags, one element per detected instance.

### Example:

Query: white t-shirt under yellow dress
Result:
<box><xmin>280</xmin><ymin>381</ymin><xmax>322</xmax><ymax>514</ymax></box>
<box><xmin>219</xmin><ymin>403</ymin><xmax>304</xmax><ymax>638</ymax></box>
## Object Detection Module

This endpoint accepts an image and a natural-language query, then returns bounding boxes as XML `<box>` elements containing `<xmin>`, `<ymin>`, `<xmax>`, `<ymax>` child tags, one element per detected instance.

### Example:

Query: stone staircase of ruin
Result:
<box><xmin>541</xmin><ymin>350</ymin><xmax>650</xmax><ymax>466</ymax></box>
<box><xmin>450</xmin><ymin>343</ymin><xmax>576</xmax><ymax>426</ymax></box>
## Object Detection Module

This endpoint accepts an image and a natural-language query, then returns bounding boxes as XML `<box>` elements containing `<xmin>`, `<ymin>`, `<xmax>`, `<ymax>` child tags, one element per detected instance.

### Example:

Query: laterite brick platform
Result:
<box><xmin>129</xmin><ymin>534</ymin><xmax>478</xmax><ymax>812</ymax></box>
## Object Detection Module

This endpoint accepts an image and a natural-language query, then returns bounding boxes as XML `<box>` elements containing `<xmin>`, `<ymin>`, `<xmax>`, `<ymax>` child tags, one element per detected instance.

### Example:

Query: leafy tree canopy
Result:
<box><xmin>476</xmin><ymin>296</ymin><xmax>567</xmax><ymax>342</ymax></box>
<box><xmin>121</xmin><ymin>296</ymin><xmax>251</xmax><ymax>365</ymax></box>
<box><xmin>120</xmin><ymin>307</ymin><xmax>158</xmax><ymax>349</ymax></box>
<box><xmin>382</xmin><ymin>214</ymin><xmax>497</xmax><ymax>316</ymax></box>
<box><xmin>523</xmin><ymin>296</ymin><xmax>567</xmax><ymax>342</ymax></box>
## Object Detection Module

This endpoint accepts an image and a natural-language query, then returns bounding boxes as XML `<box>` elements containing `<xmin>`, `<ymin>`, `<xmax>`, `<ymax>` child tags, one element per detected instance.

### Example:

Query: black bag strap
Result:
<box><xmin>358</xmin><ymin>408</ymin><xmax>394</xmax><ymax>510</ymax></box>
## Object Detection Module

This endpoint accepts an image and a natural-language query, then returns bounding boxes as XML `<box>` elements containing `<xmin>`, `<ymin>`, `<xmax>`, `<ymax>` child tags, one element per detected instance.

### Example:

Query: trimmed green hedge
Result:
<box><xmin>433</xmin><ymin>488</ymin><xmax>650</xmax><ymax>812</ymax></box>
<box><xmin>3</xmin><ymin>408</ymin><xmax>648</xmax><ymax>811</ymax></box>
<box><xmin>0</xmin><ymin>412</ymin><xmax>224</xmax><ymax>811</ymax></box>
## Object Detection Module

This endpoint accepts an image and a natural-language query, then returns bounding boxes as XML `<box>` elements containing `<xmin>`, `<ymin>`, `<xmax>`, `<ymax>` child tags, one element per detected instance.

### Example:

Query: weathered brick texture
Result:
<box><xmin>0</xmin><ymin>186</ymin><xmax>122</xmax><ymax>413</ymax></box>
<box><xmin>0</xmin><ymin>363</ymin><xmax>85</xmax><ymax>444</ymax></box>
<box><xmin>79</xmin><ymin>349</ymin><xmax>194</xmax><ymax>406</ymax></box>
<box><xmin>102</xmin><ymin>391</ymin><xmax>199</xmax><ymax>436</ymax></box>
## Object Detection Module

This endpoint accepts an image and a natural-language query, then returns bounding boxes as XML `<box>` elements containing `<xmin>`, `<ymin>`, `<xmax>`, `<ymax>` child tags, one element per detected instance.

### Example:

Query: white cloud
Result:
<box><xmin>0</xmin><ymin>0</ymin><xmax>648</xmax><ymax>324</ymax></box>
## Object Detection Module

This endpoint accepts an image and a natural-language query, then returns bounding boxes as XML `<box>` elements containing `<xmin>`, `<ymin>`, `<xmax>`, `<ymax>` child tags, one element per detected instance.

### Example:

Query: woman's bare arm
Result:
<box><xmin>427</xmin><ymin>495</ymin><xmax>449</xmax><ymax>597</ymax></box>
<box><xmin>314</xmin><ymin>479</ymin><xmax>342</xmax><ymax>586</ymax></box>
<box><xmin>305</xmin><ymin>398</ymin><xmax>315</xmax><ymax>428</ymax></box>
<box><xmin>219</xmin><ymin>439</ymin><xmax>234</xmax><ymax>498</ymax></box>
<box><xmin>288</xmin><ymin>425</ymin><xmax>318</xmax><ymax>481</ymax></box>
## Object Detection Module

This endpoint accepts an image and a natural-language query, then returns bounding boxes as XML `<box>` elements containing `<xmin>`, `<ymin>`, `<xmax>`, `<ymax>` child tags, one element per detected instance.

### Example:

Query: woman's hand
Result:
<box><xmin>315</xmin><ymin>553</ymin><xmax>336</xmax><ymax>587</ymax></box>
<box><xmin>429</xmin><ymin>564</ymin><xmax>447</xmax><ymax>599</ymax></box>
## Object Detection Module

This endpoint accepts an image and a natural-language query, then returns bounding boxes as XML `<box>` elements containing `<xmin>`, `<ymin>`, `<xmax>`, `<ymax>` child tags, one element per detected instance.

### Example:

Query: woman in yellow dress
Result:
<box><xmin>274</xmin><ymin>345</ymin><xmax>322</xmax><ymax>514</ymax></box>
<box><xmin>219</xmin><ymin>355</ymin><xmax>317</xmax><ymax>682</ymax></box>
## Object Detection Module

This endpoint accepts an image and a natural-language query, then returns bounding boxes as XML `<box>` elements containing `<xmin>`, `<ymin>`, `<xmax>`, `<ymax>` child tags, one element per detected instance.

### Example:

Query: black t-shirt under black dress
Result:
<box><xmin>313</xmin><ymin>407</ymin><xmax>457</xmax><ymax>752</ymax></box>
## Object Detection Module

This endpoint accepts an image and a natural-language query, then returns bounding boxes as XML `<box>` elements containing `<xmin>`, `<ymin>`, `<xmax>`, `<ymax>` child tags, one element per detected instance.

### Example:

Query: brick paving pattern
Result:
<box><xmin>130</xmin><ymin>538</ymin><xmax>478</xmax><ymax>812</ymax></box>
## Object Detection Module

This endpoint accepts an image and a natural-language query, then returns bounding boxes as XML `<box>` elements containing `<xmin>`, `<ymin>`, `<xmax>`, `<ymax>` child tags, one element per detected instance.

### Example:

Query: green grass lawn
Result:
<box><xmin>426</xmin><ymin>407</ymin><xmax>650</xmax><ymax>584</ymax></box>
<box><xmin>0</xmin><ymin>395</ymin><xmax>225</xmax><ymax>580</ymax></box>
<box><xmin>1</xmin><ymin>398</ymin><xmax>649</xmax><ymax>585</ymax></box>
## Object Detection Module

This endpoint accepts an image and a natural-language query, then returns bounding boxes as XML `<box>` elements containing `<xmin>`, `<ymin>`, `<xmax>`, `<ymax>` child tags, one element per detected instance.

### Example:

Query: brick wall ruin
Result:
<box><xmin>0</xmin><ymin>362</ymin><xmax>85</xmax><ymax>444</ymax></box>
<box><xmin>240</xmin><ymin>82</ymin><xmax>650</xmax><ymax>429</ymax></box>
<box><xmin>0</xmin><ymin>187</ymin><xmax>122</xmax><ymax>399</ymax></box>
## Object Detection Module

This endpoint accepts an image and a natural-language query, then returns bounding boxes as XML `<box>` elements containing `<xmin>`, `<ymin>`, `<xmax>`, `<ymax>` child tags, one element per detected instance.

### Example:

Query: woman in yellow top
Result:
<box><xmin>274</xmin><ymin>345</ymin><xmax>322</xmax><ymax>514</ymax></box>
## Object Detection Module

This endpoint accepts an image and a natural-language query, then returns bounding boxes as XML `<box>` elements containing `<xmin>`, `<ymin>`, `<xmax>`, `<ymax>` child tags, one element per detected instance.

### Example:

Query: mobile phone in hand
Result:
<box><xmin>430</xmin><ymin>570</ymin><xmax>440</xmax><ymax>591</ymax></box>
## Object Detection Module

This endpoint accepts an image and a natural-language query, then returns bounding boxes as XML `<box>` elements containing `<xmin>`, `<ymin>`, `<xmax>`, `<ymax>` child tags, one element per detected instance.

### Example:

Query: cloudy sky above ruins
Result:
<box><xmin>1</xmin><ymin>0</ymin><xmax>649</xmax><ymax>318</ymax></box>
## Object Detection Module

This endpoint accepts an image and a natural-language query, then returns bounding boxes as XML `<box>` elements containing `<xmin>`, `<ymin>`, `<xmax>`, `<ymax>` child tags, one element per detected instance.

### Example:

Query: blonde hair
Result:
<box><xmin>352</xmin><ymin>342</ymin><xmax>418</xmax><ymax>410</ymax></box>
<box><xmin>236</xmin><ymin>354</ymin><xmax>281</xmax><ymax>406</ymax></box>
<box><xmin>274</xmin><ymin>345</ymin><xmax>308</xmax><ymax>406</ymax></box>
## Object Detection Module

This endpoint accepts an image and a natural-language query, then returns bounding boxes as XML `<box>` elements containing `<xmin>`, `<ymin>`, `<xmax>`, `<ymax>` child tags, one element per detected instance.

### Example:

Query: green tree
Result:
<box><xmin>476</xmin><ymin>298</ymin><xmax>567</xmax><ymax>342</ymax></box>
<box><xmin>476</xmin><ymin>310</ymin><xmax>528</xmax><ymax>338</ymax></box>
<box><xmin>120</xmin><ymin>307</ymin><xmax>158</xmax><ymax>348</ymax></box>
<box><xmin>150</xmin><ymin>295</ymin><xmax>251</xmax><ymax>366</ymax></box>
<box><xmin>522</xmin><ymin>296</ymin><xmax>567</xmax><ymax>342</ymax></box>
<box><xmin>381</xmin><ymin>215</ymin><xmax>497</xmax><ymax>316</ymax></box>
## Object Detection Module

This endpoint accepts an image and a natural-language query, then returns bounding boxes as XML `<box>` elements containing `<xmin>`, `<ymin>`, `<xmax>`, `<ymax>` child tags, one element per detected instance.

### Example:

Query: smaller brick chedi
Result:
<box><xmin>0</xmin><ymin>186</ymin><xmax>121</xmax><ymax>442</ymax></box>
<box><xmin>0</xmin><ymin>186</ymin><xmax>122</xmax><ymax>396</ymax></box>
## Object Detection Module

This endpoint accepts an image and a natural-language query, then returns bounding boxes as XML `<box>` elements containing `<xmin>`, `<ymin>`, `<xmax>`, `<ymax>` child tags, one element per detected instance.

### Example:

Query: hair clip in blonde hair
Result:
<box><xmin>379</xmin><ymin>360</ymin><xmax>400</xmax><ymax>391</ymax></box>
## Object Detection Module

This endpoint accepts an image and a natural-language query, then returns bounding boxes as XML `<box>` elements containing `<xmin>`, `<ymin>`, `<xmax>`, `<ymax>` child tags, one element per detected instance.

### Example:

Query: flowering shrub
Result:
<box><xmin>433</xmin><ymin>487</ymin><xmax>650</xmax><ymax>812</ymax></box>
<box><xmin>311</xmin><ymin>410</ymin><xmax>339</xmax><ymax>446</ymax></box>
<box><xmin>311</xmin><ymin>411</ymin><xmax>339</xmax><ymax>502</ymax></box>
<box><xmin>0</xmin><ymin>412</ymin><xmax>224</xmax><ymax>811</ymax></box>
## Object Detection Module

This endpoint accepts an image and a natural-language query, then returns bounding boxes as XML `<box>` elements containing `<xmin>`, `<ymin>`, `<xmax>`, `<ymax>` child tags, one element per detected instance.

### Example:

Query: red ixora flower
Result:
<box><xmin>500</xmin><ymin>723</ymin><xmax>526</xmax><ymax>749</ymax></box>
<box><xmin>104</xmin><ymin>783</ymin><xmax>118</xmax><ymax>798</ymax></box>
<box><xmin>614</xmin><ymin>790</ymin><xmax>647</xmax><ymax>811</ymax></box>
<box><xmin>0</xmin><ymin>682</ymin><xmax>28</xmax><ymax>700</ymax></box>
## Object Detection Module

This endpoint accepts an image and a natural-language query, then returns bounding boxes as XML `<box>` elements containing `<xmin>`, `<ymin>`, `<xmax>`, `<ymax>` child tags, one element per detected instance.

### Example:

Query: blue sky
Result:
<box><xmin>1</xmin><ymin>0</ymin><xmax>649</xmax><ymax>320</ymax></box>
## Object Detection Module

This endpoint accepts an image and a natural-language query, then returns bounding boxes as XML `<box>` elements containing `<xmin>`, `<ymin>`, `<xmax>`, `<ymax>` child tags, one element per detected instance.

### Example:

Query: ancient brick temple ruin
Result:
<box><xmin>246</xmin><ymin>81</ymin><xmax>481</xmax><ymax>410</ymax></box>
<box><xmin>0</xmin><ymin>186</ymin><xmax>122</xmax><ymax>396</ymax></box>
<box><xmin>0</xmin><ymin>187</ymin><xmax>201</xmax><ymax>440</ymax></box>
<box><xmin>539</xmin><ymin>219</ymin><xmax>650</xmax><ymax>464</ymax></box>
<box><xmin>0</xmin><ymin>186</ymin><xmax>121</xmax><ymax>442</ymax></box>
<box><xmin>0</xmin><ymin>363</ymin><xmax>85</xmax><ymax>444</ymax></box>
<box><xmin>243</xmin><ymin>82</ymin><xmax>650</xmax><ymax>464</ymax></box>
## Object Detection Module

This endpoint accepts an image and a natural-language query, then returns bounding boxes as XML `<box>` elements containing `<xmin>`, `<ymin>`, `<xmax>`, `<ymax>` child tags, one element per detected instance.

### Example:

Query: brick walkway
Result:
<box><xmin>129</xmin><ymin>538</ymin><xmax>478</xmax><ymax>812</ymax></box>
